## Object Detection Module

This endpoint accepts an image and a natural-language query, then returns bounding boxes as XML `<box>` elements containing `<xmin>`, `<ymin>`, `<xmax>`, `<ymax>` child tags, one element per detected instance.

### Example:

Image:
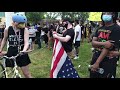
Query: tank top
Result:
<box><xmin>7</xmin><ymin>26</ymin><xmax>24</xmax><ymax>53</ymax></box>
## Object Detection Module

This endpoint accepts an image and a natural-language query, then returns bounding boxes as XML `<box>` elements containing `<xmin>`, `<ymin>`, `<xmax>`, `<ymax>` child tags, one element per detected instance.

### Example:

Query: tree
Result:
<box><xmin>60</xmin><ymin>12</ymin><xmax>89</xmax><ymax>22</ymax></box>
<box><xmin>26</xmin><ymin>12</ymin><xmax>45</xmax><ymax>24</ymax></box>
<box><xmin>44</xmin><ymin>12</ymin><xmax>61</xmax><ymax>20</ymax></box>
<box><xmin>78</xmin><ymin>12</ymin><xmax>89</xmax><ymax>22</ymax></box>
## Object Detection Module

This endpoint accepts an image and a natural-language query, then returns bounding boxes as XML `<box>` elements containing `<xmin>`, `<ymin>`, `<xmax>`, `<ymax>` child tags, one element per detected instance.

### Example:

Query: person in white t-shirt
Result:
<box><xmin>73</xmin><ymin>20</ymin><xmax>81</xmax><ymax>60</ymax></box>
<box><xmin>28</xmin><ymin>25</ymin><xmax>37</xmax><ymax>50</ymax></box>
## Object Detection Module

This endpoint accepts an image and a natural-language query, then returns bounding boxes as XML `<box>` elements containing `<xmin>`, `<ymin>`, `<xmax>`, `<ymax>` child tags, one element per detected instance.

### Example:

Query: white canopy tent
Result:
<box><xmin>5</xmin><ymin>12</ymin><xmax>15</xmax><ymax>28</ymax></box>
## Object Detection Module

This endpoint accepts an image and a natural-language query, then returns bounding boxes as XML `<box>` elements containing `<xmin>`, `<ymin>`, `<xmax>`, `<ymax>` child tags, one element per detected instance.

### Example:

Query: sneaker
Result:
<box><xmin>74</xmin><ymin>56</ymin><xmax>79</xmax><ymax>60</ymax></box>
<box><xmin>91</xmin><ymin>48</ymin><xmax>95</xmax><ymax>52</ymax></box>
<box><xmin>117</xmin><ymin>61</ymin><xmax>119</xmax><ymax>66</ymax></box>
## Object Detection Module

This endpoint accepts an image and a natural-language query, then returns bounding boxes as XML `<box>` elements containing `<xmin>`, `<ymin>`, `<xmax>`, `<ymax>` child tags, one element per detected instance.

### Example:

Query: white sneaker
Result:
<box><xmin>74</xmin><ymin>56</ymin><xmax>79</xmax><ymax>60</ymax></box>
<box><xmin>91</xmin><ymin>48</ymin><xmax>95</xmax><ymax>52</ymax></box>
<box><xmin>117</xmin><ymin>61</ymin><xmax>119</xmax><ymax>65</ymax></box>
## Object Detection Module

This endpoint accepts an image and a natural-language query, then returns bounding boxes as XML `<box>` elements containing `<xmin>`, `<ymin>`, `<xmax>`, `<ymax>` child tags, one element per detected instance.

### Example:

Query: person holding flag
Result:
<box><xmin>50</xmin><ymin>18</ymin><xmax>80</xmax><ymax>78</ymax></box>
<box><xmin>52</xmin><ymin>18</ymin><xmax>75</xmax><ymax>59</ymax></box>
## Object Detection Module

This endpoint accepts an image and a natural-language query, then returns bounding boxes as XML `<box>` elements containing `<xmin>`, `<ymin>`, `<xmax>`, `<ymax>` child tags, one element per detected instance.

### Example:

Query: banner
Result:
<box><xmin>88</xmin><ymin>12</ymin><xmax>102</xmax><ymax>21</ymax></box>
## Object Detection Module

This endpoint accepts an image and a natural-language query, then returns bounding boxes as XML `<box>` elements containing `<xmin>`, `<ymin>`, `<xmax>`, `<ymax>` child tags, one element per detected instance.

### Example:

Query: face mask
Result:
<box><xmin>117</xmin><ymin>21</ymin><xmax>120</xmax><ymax>26</ymax></box>
<box><xmin>102</xmin><ymin>15</ymin><xmax>112</xmax><ymax>22</ymax></box>
<box><xmin>64</xmin><ymin>23</ymin><xmax>68</xmax><ymax>29</ymax></box>
<box><xmin>17</xmin><ymin>23</ymin><xmax>25</xmax><ymax>28</ymax></box>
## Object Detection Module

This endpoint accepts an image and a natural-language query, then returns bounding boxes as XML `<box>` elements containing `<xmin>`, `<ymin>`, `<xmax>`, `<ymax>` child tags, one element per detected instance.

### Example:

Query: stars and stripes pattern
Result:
<box><xmin>50</xmin><ymin>39</ymin><xmax>80</xmax><ymax>78</ymax></box>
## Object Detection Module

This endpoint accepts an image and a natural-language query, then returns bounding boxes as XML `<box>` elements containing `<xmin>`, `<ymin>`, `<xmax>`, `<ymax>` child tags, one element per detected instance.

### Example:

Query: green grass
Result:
<box><xmin>3</xmin><ymin>40</ymin><xmax>120</xmax><ymax>78</ymax></box>
<box><xmin>72</xmin><ymin>42</ymin><xmax>93</xmax><ymax>78</ymax></box>
<box><xmin>27</xmin><ymin>40</ymin><xmax>120</xmax><ymax>78</ymax></box>
<box><xmin>29</xmin><ymin>48</ymin><xmax>52</xmax><ymax>78</ymax></box>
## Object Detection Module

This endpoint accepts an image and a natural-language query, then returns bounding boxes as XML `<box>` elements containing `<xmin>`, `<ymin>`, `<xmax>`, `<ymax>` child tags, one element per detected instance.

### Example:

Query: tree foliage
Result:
<box><xmin>60</xmin><ymin>12</ymin><xmax>89</xmax><ymax>22</ymax></box>
<box><xmin>44</xmin><ymin>12</ymin><xmax>61</xmax><ymax>20</ymax></box>
<box><xmin>25</xmin><ymin>12</ymin><xmax>89</xmax><ymax>24</ymax></box>
<box><xmin>26</xmin><ymin>12</ymin><xmax>45</xmax><ymax>24</ymax></box>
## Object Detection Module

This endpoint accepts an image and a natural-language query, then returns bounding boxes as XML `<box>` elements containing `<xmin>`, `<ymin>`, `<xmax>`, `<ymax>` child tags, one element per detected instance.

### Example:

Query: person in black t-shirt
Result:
<box><xmin>0</xmin><ymin>13</ymin><xmax>32</xmax><ymax>78</ymax></box>
<box><xmin>53</xmin><ymin>18</ymin><xmax>75</xmax><ymax>59</ymax></box>
<box><xmin>42</xmin><ymin>25</ymin><xmax>49</xmax><ymax>47</ymax></box>
<box><xmin>36</xmin><ymin>23</ymin><xmax>42</xmax><ymax>49</ymax></box>
<box><xmin>0</xmin><ymin>24</ymin><xmax>4</xmax><ymax>46</ymax></box>
<box><xmin>80</xmin><ymin>22</ymin><xmax>85</xmax><ymax>43</ymax></box>
<box><xmin>48</xmin><ymin>24</ymin><xmax>55</xmax><ymax>50</ymax></box>
<box><xmin>90</xmin><ymin>12</ymin><xmax>120</xmax><ymax>78</ymax></box>
<box><xmin>88</xmin><ymin>24</ymin><xmax>92</xmax><ymax>42</ymax></box>
<box><xmin>84</xmin><ymin>24</ymin><xmax>87</xmax><ymax>39</ymax></box>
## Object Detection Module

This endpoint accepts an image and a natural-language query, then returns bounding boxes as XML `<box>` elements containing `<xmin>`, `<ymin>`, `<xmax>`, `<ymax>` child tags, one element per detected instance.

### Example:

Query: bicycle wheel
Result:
<box><xmin>6</xmin><ymin>67</ymin><xmax>15</xmax><ymax>78</ymax></box>
<box><xmin>6</xmin><ymin>67</ymin><xmax>22</xmax><ymax>78</ymax></box>
<box><xmin>0</xmin><ymin>63</ymin><xmax>6</xmax><ymax>78</ymax></box>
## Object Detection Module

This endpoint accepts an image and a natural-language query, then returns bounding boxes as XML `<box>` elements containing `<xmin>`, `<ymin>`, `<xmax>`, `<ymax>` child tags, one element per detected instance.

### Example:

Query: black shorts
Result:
<box><xmin>29</xmin><ymin>37</ymin><xmax>35</xmax><ymax>42</ymax></box>
<box><xmin>89</xmin><ymin>51</ymin><xmax>117</xmax><ymax>78</ymax></box>
<box><xmin>44</xmin><ymin>34</ymin><xmax>48</xmax><ymax>44</ymax></box>
<box><xmin>0</xmin><ymin>32</ymin><xmax>3</xmax><ymax>39</ymax></box>
<box><xmin>74</xmin><ymin>41</ymin><xmax>80</xmax><ymax>48</ymax></box>
<box><xmin>5</xmin><ymin>54</ymin><xmax>31</xmax><ymax>67</ymax></box>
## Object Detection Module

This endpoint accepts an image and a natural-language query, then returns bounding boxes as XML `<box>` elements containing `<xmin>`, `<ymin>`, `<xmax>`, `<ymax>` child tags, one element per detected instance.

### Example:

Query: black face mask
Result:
<box><xmin>64</xmin><ymin>23</ymin><xmax>68</xmax><ymax>29</ymax></box>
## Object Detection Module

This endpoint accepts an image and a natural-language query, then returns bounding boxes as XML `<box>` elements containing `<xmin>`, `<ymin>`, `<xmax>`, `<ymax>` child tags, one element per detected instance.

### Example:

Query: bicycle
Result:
<box><xmin>0</xmin><ymin>51</ymin><xmax>31</xmax><ymax>78</ymax></box>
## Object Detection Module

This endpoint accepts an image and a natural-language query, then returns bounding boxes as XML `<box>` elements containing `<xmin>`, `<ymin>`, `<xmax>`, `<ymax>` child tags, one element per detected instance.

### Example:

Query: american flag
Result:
<box><xmin>50</xmin><ymin>39</ymin><xmax>80</xmax><ymax>78</ymax></box>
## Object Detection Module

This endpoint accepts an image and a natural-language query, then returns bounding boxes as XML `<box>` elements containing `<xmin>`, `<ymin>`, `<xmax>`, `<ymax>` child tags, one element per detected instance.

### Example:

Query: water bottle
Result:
<box><xmin>96</xmin><ymin>68</ymin><xmax>104</xmax><ymax>74</ymax></box>
<box><xmin>88</xmin><ymin>65</ymin><xmax>104</xmax><ymax>74</ymax></box>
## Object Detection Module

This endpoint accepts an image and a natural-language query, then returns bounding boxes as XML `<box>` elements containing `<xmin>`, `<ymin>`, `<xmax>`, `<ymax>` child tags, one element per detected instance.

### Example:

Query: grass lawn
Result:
<box><xmin>26</xmin><ymin>40</ymin><xmax>120</xmax><ymax>78</ymax></box>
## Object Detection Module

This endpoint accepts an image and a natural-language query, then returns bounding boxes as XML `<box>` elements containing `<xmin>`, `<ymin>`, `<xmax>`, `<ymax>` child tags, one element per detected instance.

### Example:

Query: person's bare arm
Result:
<box><xmin>53</xmin><ymin>33</ymin><xmax>71</xmax><ymax>42</ymax></box>
<box><xmin>52</xmin><ymin>31</ymin><xmax>63</xmax><ymax>37</ymax></box>
<box><xmin>56</xmin><ymin>33</ymin><xmax>63</xmax><ymax>37</ymax></box>
<box><xmin>96</xmin><ymin>48</ymin><xmax>109</xmax><ymax>64</ymax></box>
<box><xmin>108</xmin><ymin>50</ymin><xmax>120</xmax><ymax>57</ymax></box>
<box><xmin>22</xmin><ymin>28</ymin><xmax>29</xmax><ymax>52</ymax></box>
<box><xmin>0</xmin><ymin>28</ymin><xmax>8</xmax><ymax>52</ymax></box>
<box><xmin>92</xmin><ymin>37</ymin><xmax>105</xmax><ymax>48</ymax></box>
<box><xmin>92</xmin><ymin>37</ymin><xmax>113</xmax><ymax>49</ymax></box>
<box><xmin>91</xmin><ymin>48</ymin><xmax>109</xmax><ymax>71</ymax></box>
<box><xmin>91</xmin><ymin>37</ymin><xmax>114</xmax><ymax>71</ymax></box>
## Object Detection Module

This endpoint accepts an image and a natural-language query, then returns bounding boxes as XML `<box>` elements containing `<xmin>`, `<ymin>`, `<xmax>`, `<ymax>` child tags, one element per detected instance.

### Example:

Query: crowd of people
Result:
<box><xmin>24</xmin><ymin>18</ymin><xmax>94</xmax><ymax>52</ymax></box>
<box><xmin>0</xmin><ymin>12</ymin><xmax>120</xmax><ymax>78</ymax></box>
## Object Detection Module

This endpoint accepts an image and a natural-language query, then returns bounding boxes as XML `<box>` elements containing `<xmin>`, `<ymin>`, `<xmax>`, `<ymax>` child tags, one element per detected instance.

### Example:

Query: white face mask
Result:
<box><xmin>117</xmin><ymin>21</ymin><xmax>120</xmax><ymax>26</ymax></box>
<box><xmin>116</xmin><ymin>20</ymin><xmax>120</xmax><ymax>26</ymax></box>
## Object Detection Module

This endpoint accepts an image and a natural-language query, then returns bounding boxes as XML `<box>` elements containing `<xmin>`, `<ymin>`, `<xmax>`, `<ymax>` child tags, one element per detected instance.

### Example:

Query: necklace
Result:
<box><xmin>12</xmin><ymin>26</ymin><xmax>21</xmax><ymax>53</ymax></box>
